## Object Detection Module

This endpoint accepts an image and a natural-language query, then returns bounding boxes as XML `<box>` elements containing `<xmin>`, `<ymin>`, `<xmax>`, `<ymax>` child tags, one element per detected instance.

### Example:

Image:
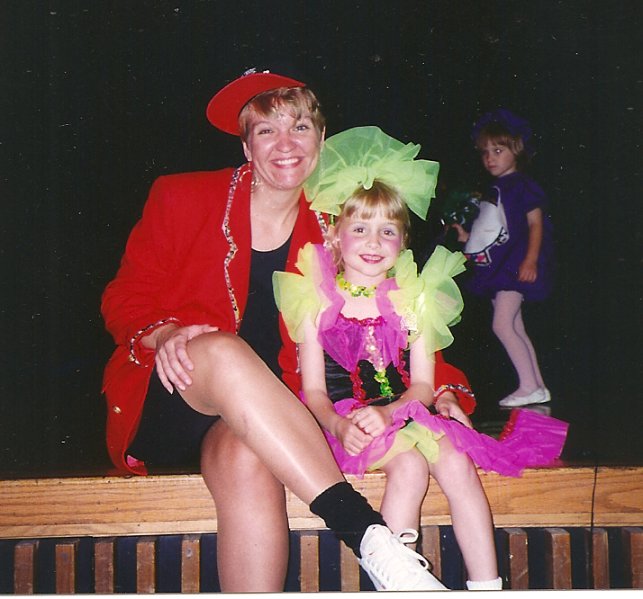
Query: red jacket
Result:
<box><xmin>102</xmin><ymin>165</ymin><xmax>475</xmax><ymax>475</ymax></box>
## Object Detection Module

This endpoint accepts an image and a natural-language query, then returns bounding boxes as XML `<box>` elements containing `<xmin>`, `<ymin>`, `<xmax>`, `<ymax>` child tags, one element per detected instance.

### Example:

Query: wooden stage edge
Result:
<box><xmin>1</xmin><ymin>464</ymin><xmax>641</xmax><ymax>539</ymax></box>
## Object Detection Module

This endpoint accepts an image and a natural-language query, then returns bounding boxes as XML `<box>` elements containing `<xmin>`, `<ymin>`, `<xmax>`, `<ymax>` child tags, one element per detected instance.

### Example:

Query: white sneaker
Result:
<box><xmin>498</xmin><ymin>387</ymin><xmax>549</xmax><ymax>408</ymax></box>
<box><xmin>359</xmin><ymin>525</ymin><xmax>447</xmax><ymax>591</ymax></box>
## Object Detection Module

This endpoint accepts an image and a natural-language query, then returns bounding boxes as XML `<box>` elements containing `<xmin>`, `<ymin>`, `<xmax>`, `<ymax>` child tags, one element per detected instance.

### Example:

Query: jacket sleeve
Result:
<box><xmin>101</xmin><ymin>176</ymin><xmax>186</xmax><ymax>363</ymax></box>
<box><xmin>434</xmin><ymin>351</ymin><xmax>476</xmax><ymax>414</ymax></box>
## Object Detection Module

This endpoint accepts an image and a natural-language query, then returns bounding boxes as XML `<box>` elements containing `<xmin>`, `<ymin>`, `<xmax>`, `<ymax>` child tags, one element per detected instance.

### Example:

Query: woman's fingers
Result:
<box><xmin>154</xmin><ymin>324</ymin><xmax>219</xmax><ymax>391</ymax></box>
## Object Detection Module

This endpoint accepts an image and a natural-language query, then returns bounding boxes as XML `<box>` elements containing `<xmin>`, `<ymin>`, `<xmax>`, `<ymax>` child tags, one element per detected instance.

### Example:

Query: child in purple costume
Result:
<box><xmin>454</xmin><ymin>109</ymin><xmax>554</xmax><ymax>407</ymax></box>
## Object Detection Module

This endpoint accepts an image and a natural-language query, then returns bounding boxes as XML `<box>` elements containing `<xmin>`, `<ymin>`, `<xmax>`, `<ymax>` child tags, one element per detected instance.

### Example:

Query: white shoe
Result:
<box><xmin>498</xmin><ymin>387</ymin><xmax>550</xmax><ymax>408</ymax></box>
<box><xmin>359</xmin><ymin>525</ymin><xmax>447</xmax><ymax>591</ymax></box>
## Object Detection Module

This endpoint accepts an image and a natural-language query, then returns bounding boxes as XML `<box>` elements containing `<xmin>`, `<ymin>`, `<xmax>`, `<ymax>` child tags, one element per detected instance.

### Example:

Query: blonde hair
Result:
<box><xmin>474</xmin><ymin>121</ymin><xmax>528</xmax><ymax>170</ymax></box>
<box><xmin>238</xmin><ymin>87</ymin><xmax>325</xmax><ymax>142</ymax></box>
<box><xmin>328</xmin><ymin>180</ymin><xmax>410</xmax><ymax>267</ymax></box>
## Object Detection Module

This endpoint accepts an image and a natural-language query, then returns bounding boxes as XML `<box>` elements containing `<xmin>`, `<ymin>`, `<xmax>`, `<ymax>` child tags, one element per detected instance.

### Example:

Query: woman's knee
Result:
<box><xmin>188</xmin><ymin>331</ymin><xmax>250</xmax><ymax>368</ymax></box>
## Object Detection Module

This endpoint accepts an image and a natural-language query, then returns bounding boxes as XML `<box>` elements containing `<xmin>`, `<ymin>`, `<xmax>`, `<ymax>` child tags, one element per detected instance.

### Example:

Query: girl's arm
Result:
<box><xmin>406</xmin><ymin>337</ymin><xmax>473</xmax><ymax>429</ymax></box>
<box><xmin>298</xmin><ymin>318</ymin><xmax>373</xmax><ymax>455</ymax></box>
<box><xmin>518</xmin><ymin>207</ymin><xmax>543</xmax><ymax>283</ymax></box>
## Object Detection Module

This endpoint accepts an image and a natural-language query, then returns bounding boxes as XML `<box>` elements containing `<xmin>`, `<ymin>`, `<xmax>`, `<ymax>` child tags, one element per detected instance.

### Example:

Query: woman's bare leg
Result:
<box><xmin>429</xmin><ymin>437</ymin><xmax>498</xmax><ymax>581</ymax></box>
<box><xmin>201</xmin><ymin>421</ymin><xmax>289</xmax><ymax>592</ymax></box>
<box><xmin>179</xmin><ymin>332</ymin><xmax>343</xmax><ymax>504</ymax></box>
<box><xmin>379</xmin><ymin>449</ymin><xmax>429</xmax><ymax>545</ymax></box>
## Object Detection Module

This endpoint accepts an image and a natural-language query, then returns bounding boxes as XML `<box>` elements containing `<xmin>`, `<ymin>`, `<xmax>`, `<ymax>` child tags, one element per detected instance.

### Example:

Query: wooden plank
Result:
<box><xmin>501</xmin><ymin>527</ymin><xmax>529</xmax><ymax>589</ymax></box>
<box><xmin>543</xmin><ymin>528</ymin><xmax>572</xmax><ymax>589</ymax></box>
<box><xmin>420</xmin><ymin>525</ymin><xmax>442</xmax><ymax>580</ymax></box>
<box><xmin>55</xmin><ymin>540</ymin><xmax>78</xmax><ymax>594</ymax></box>
<box><xmin>180</xmin><ymin>535</ymin><xmax>200</xmax><ymax>593</ymax></box>
<box><xmin>299</xmin><ymin>532</ymin><xmax>319</xmax><ymax>592</ymax></box>
<box><xmin>14</xmin><ymin>540</ymin><xmax>37</xmax><ymax>594</ymax></box>
<box><xmin>622</xmin><ymin>527</ymin><xmax>643</xmax><ymax>589</ymax></box>
<box><xmin>94</xmin><ymin>538</ymin><xmax>115</xmax><ymax>594</ymax></box>
<box><xmin>339</xmin><ymin>542</ymin><xmax>360</xmax><ymax>591</ymax></box>
<box><xmin>585</xmin><ymin>528</ymin><xmax>610</xmax><ymax>589</ymax></box>
<box><xmin>136</xmin><ymin>537</ymin><xmax>156</xmax><ymax>593</ymax></box>
<box><xmin>0</xmin><ymin>466</ymin><xmax>641</xmax><ymax>538</ymax></box>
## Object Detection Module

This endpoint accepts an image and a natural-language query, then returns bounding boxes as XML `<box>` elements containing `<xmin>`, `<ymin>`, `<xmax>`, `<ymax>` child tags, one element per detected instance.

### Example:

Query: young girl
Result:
<box><xmin>274</xmin><ymin>127</ymin><xmax>567</xmax><ymax>590</ymax></box>
<box><xmin>456</xmin><ymin>109</ymin><xmax>554</xmax><ymax>407</ymax></box>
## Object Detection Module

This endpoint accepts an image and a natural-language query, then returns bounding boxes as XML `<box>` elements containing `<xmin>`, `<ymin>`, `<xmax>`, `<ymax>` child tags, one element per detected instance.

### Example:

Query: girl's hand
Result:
<box><xmin>153</xmin><ymin>324</ymin><xmax>219</xmax><ymax>393</ymax></box>
<box><xmin>518</xmin><ymin>258</ymin><xmax>538</xmax><ymax>283</ymax></box>
<box><xmin>335</xmin><ymin>417</ymin><xmax>374</xmax><ymax>456</ymax></box>
<box><xmin>348</xmin><ymin>406</ymin><xmax>391</xmax><ymax>438</ymax></box>
<box><xmin>449</xmin><ymin>223</ymin><xmax>470</xmax><ymax>243</ymax></box>
<box><xmin>434</xmin><ymin>392</ymin><xmax>473</xmax><ymax>429</ymax></box>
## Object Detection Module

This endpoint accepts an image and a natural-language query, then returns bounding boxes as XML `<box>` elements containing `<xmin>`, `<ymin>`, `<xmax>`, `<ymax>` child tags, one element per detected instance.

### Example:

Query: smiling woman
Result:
<box><xmin>99</xmin><ymin>70</ymin><xmax>462</xmax><ymax>592</ymax></box>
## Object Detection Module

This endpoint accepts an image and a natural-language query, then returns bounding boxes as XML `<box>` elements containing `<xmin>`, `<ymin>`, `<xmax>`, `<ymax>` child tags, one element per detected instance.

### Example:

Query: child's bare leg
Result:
<box><xmin>492</xmin><ymin>290</ymin><xmax>539</xmax><ymax>393</ymax></box>
<box><xmin>429</xmin><ymin>437</ymin><xmax>498</xmax><ymax>582</ymax></box>
<box><xmin>178</xmin><ymin>332</ymin><xmax>344</xmax><ymax>503</ymax></box>
<box><xmin>379</xmin><ymin>448</ymin><xmax>429</xmax><ymax>545</ymax></box>
<box><xmin>201</xmin><ymin>420</ymin><xmax>289</xmax><ymax>592</ymax></box>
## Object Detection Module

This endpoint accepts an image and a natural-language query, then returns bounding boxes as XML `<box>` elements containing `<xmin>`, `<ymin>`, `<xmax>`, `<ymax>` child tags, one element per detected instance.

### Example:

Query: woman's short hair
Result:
<box><xmin>238</xmin><ymin>87</ymin><xmax>325</xmax><ymax>142</ymax></box>
<box><xmin>329</xmin><ymin>180</ymin><xmax>410</xmax><ymax>267</ymax></box>
<box><xmin>474</xmin><ymin>121</ymin><xmax>529</xmax><ymax>170</ymax></box>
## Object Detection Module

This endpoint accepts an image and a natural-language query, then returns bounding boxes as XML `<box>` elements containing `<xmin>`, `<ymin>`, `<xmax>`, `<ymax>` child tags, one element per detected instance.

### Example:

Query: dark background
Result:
<box><xmin>1</xmin><ymin>1</ymin><xmax>640</xmax><ymax>476</ymax></box>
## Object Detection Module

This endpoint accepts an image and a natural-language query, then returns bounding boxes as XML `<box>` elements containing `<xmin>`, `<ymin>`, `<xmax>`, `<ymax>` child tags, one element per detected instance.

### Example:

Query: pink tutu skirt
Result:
<box><xmin>323</xmin><ymin>399</ymin><xmax>568</xmax><ymax>478</ymax></box>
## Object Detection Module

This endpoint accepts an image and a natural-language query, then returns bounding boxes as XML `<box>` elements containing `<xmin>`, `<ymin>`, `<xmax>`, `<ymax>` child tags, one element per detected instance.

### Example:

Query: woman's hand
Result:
<box><xmin>150</xmin><ymin>324</ymin><xmax>219</xmax><ymax>393</ymax></box>
<box><xmin>348</xmin><ymin>405</ymin><xmax>391</xmax><ymax>438</ymax></box>
<box><xmin>434</xmin><ymin>391</ymin><xmax>473</xmax><ymax>428</ymax></box>
<box><xmin>334</xmin><ymin>416</ymin><xmax>374</xmax><ymax>456</ymax></box>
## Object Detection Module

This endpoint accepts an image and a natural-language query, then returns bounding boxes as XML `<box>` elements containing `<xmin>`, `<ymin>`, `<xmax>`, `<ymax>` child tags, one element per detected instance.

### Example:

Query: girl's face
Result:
<box><xmin>242</xmin><ymin>110</ymin><xmax>323</xmax><ymax>193</ymax></box>
<box><xmin>479</xmin><ymin>141</ymin><xmax>517</xmax><ymax>178</ymax></box>
<box><xmin>335</xmin><ymin>209</ymin><xmax>404</xmax><ymax>286</ymax></box>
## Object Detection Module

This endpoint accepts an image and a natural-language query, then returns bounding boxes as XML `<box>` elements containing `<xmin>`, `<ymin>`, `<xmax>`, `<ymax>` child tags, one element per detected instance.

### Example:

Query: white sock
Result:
<box><xmin>466</xmin><ymin>576</ymin><xmax>502</xmax><ymax>590</ymax></box>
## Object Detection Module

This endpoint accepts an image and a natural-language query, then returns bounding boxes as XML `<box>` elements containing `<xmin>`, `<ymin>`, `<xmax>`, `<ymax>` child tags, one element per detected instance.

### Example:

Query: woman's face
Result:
<box><xmin>242</xmin><ymin>109</ymin><xmax>323</xmax><ymax>193</ymax></box>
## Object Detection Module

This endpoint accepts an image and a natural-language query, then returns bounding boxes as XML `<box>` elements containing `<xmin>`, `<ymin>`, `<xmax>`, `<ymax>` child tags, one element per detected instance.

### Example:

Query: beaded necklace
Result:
<box><xmin>336</xmin><ymin>272</ymin><xmax>378</xmax><ymax>298</ymax></box>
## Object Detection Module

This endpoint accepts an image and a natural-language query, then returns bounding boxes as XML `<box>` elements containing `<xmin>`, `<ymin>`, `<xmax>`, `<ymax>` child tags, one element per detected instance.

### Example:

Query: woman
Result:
<box><xmin>101</xmin><ymin>70</ymin><xmax>473</xmax><ymax>591</ymax></box>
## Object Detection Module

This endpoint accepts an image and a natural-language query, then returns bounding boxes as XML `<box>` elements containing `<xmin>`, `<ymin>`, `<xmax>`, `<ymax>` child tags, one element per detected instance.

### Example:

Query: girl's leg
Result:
<box><xmin>492</xmin><ymin>290</ymin><xmax>539</xmax><ymax>393</ymax></box>
<box><xmin>379</xmin><ymin>448</ymin><xmax>430</xmax><ymax>542</ymax></box>
<box><xmin>514</xmin><ymin>307</ymin><xmax>545</xmax><ymax>388</ymax></box>
<box><xmin>429</xmin><ymin>436</ymin><xmax>498</xmax><ymax>582</ymax></box>
<box><xmin>201</xmin><ymin>420</ymin><xmax>289</xmax><ymax>592</ymax></box>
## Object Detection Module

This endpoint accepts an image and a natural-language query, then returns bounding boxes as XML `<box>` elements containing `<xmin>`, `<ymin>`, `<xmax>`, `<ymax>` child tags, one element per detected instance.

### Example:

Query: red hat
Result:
<box><xmin>206</xmin><ymin>69</ymin><xmax>305</xmax><ymax>135</ymax></box>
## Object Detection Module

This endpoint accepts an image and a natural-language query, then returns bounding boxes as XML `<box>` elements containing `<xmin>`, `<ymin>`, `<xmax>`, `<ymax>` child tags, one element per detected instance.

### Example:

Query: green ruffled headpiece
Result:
<box><xmin>304</xmin><ymin>126</ymin><xmax>440</xmax><ymax>220</ymax></box>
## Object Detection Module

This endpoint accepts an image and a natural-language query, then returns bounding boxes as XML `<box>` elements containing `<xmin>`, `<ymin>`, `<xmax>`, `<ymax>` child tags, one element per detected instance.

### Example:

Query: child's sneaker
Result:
<box><xmin>359</xmin><ymin>524</ymin><xmax>447</xmax><ymax>591</ymax></box>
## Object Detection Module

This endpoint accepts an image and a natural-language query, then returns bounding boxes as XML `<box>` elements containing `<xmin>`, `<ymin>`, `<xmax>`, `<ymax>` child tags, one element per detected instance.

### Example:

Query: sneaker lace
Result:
<box><xmin>366</xmin><ymin>528</ymin><xmax>433</xmax><ymax>586</ymax></box>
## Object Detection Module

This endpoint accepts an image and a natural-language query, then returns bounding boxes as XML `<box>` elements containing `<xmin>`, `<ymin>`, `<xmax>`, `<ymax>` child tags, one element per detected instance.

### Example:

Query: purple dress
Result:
<box><xmin>464</xmin><ymin>172</ymin><xmax>553</xmax><ymax>301</ymax></box>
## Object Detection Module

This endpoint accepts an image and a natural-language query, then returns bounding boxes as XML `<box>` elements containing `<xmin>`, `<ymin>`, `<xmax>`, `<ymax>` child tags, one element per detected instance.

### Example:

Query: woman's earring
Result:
<box><xmin>251</xmin><ymin>171</ymin><xmax>262</xmax><ymax>192</ymax></box>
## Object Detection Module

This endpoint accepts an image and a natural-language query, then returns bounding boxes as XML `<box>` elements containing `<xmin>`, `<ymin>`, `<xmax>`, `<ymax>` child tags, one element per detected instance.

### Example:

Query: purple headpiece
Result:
<box><xmin>471</xmin><ymin>108</ymin><xmax>534</xmax><ymax>155</ymax></box>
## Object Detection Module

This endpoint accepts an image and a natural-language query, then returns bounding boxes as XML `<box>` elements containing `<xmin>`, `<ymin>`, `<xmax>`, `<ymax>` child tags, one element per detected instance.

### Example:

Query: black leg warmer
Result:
<box><xmin>309</xmin><ymin>481</ymin><xmax>386</xmax><ymax>557</ymax></box>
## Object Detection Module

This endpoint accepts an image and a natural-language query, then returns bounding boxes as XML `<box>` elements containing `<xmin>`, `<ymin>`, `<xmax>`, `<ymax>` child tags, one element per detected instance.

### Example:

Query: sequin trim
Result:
<box><xmin>222</xmin><ymin>165</ymin><xmax>250</xmax><ymax>332</ymax></box>
<box><xmin>128</xmin><ymin>317</ymin><xmax>180</xmax><ymax>365</ymax></box>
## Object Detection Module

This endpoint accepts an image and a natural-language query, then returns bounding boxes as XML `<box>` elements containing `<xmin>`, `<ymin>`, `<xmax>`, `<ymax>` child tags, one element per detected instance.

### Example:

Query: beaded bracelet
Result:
<box><xmin>128</xmin><ymin>317</ymin><xmax>180</xmax><ymax>365</ymax></box>
<box><xmin>434</xmin><ymin>383</ymin><xmax>475</xmax><ymax>402</ymax></box>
